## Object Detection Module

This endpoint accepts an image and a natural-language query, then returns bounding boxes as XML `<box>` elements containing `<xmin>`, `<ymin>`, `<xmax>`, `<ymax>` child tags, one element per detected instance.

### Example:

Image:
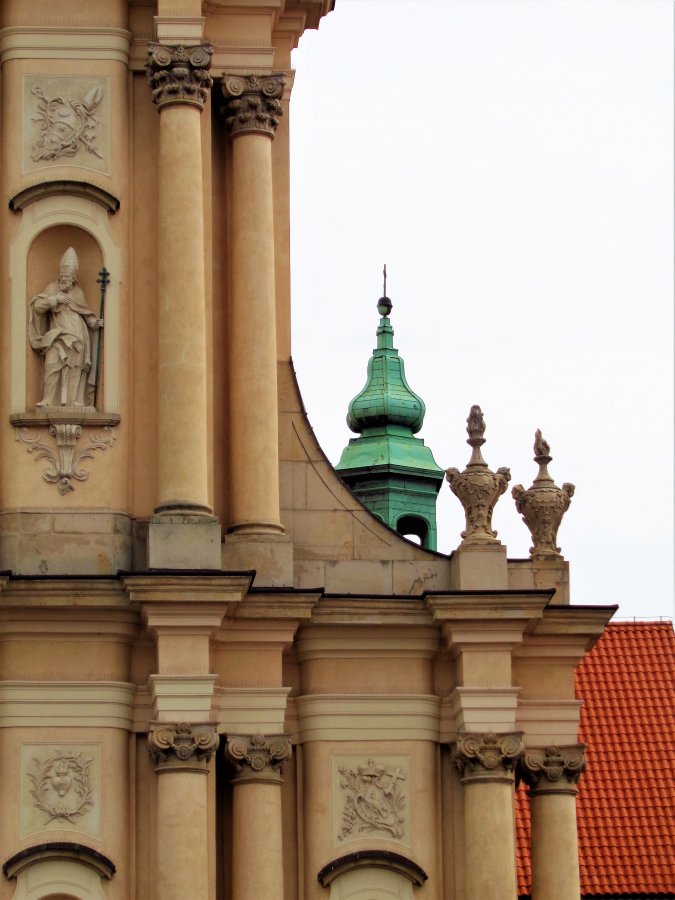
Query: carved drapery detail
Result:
<box><xmin>147</xmin><ymin>722</ymin><xmax>219</xmax><ymax>772</ymax></box>
<box><xmin>519</xmin><ymin>745</ymin><xmax>586</xmax><ymax>795</ymax></box>
<box><xmin>445</xmin><ymin>405</ymin><xmax>511</xmax><ymax>544</ymax></box>
<box><xmin>221</xmin><ymin>74</ymin><xmax>285</xmax><ymax>138</ymax></box>
<box><xmin>147</xmin><ymin>44</ymin><xmax>213</xmax><ymax>110</ymax></box>
<box><xmin>512</xmin><ymin>430</ymin><xmax>575</xmax><ymax>558</ymax></box>
<box><xmin>454</xmin><ymin>732</ymin><xmax>524</xmax><ymax>784</ymax></box>
<box><xmin>15</xmin><ymin>424</ymin><xmax>115</xmax><ymax>495</ymax></box>
<box><xmin>225</xmin><ymin>733</ymin><xmax>291</xmax><ymax>784</ymax></box>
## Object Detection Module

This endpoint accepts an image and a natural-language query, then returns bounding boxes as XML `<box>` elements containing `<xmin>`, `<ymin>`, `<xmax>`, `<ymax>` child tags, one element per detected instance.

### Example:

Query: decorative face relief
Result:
<box><xmin>23</xmin><ymin>76</ymin><xmax>110</xmax><ymax>175</ymax></box>
<box><xmin>333</xmin><ymin>756</ymin><xmax>410</xmax><ymax>847</ymax></box>
<box><xmin>21</xmin><ymin>744</ymin><xmax>101</xmax><ymax>838</ymax></box>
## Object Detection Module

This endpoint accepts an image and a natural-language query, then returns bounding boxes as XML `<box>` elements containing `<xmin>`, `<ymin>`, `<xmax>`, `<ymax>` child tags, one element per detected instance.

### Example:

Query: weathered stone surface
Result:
<box><xmin>147</xmin><ymin>520</ymin><xmax>222</xmax><ymax>570</ymax></box>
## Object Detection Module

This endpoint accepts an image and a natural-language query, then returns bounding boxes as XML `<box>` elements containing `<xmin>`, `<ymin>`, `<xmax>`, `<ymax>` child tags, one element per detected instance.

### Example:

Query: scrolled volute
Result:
<box><xmin>221</xmin><ymin>74</ymin><xmax>285</xmax><ymax>138</ymax></box>
<box><xmin>147</xmin><ymin>722</ymin><xmax>219</xmax><ymax>770</ymax></box>
<box><xmin>454</xmin><ymin>731</ymin><xmax>524</xmax><ymax>783</ymax></box>
<box><xmin>146</xmin><ymin>43</ymin><xmax>213</xmax><ymax>110</ymax></box>
<box><xmin>225</xmin><ymin>733</ymin><xmax>292</xmax><ymax>782</ymax></box>
<box><xmin>519</xmin><ymin>745</ymin><xmax>586</xmax><ymax>792</ymax></box>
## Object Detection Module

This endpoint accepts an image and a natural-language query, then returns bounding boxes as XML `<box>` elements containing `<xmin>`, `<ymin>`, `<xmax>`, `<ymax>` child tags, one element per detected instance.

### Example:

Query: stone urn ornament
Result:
<box><xmin>511</xmin><ymin>430</ymin><xmax>575</xmax><ymax>558</ymax></box>
<box><xmin>445</xmin><ymin>405</ymin><xmax>511</xmax><ymax>544</ymax></box>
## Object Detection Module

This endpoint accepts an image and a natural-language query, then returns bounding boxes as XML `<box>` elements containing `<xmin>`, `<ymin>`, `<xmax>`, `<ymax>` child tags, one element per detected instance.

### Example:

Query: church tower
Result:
<box><xmin>336</xmin><ymin>289</ymin><xmax>443</xmax><ymax>550</ymax></box>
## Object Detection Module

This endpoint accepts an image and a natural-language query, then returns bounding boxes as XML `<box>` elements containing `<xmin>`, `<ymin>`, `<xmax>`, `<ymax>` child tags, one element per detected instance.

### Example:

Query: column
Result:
<box><xmin>225</xmin><ymin>733</ymin><xmax>291</xmax><ymax>900</ymax></box>
<box><xmin>454</xmin><ymin>731</ymin><xmax>524</xmax><ymax>900</ymax></box>
<box><xmin>519</xmin><ymin>745</ymin><xmax>586</xmax><ymax>900</ymax></box>
<box><xmin>148</xmin><ymin>722</ymin><xmax>219</xmax><ymax>900</ymax></box>
<box><xmin>221</xmin><ymin>75</ymin><xmax>286</xmax><ymax>536</ymax></box>
<box><xmin>147</xmin><ymin>44</ymin><xmax>213</xmax><ymax>516</ymax></box>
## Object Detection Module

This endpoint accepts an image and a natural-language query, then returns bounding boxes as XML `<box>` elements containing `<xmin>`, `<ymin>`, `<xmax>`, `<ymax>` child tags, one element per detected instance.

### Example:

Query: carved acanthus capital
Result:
<box><xmin>147</xmin><ymin>44</ymin><xmax>213</xmax><ymax>110</ymax></box>
<box><xmin>519</xmin><ymin>745</ymin><xmax>586</xmax><ymax>795</ymax></box>
<box><xmin>225</xmin><ymin>733</ymin><xmax>292</xmax><ymax>784</ymax></box>
<box><xmin>511</xmin><ymin>430</ymin><xmax>575</xmax><ymax>558</ymax></box>
<box><xmin>445</xmin><ymin>405</ymin><xmax>511</xmax><ymax>544</ymax></box>
<box><xmin>147</xmin><ymin>722</ymin><xmax>219</xmax><ymax>772</ymax></box>
<box><xmin>221</xmin><ymin>74</ymin><xmax>285</xmax><ymax>138</ymax></box>
<box><xmin>454</xmin><ymin>732</ymin><xmax>524</xmax><ymax>784</ymax></box>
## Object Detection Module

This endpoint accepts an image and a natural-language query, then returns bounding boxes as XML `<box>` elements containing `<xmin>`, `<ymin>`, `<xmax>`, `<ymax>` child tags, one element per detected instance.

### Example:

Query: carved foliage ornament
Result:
<box><xmin>147</xmin><ymin>44</ymin><xmax>213</xmax><ymax>110</ymax></box>
<box><xmin>519</xmin><ymin>745</ymin><xmax>586</xmax><ymax>791</ymax></box>
<box><xmin>27</xmin><ymin>748</ymin><xmax>94</xmax><ymax>825</ymax></box>
<box><xmin>454</xmin><ymin>732</ymin><xmax>524</xmax><ymax>782</ymax></box>
<box><xmin>16</xmin><ymin>424</ymin><xmax>115</xmax><ymax>495</ymax></box>
<box><xmin>338</xmin><ymin>759</ymin><xmax>407</xmax><ymax>841</ymax></box>
<box><xmin>30</xmin><ymin>84</ymin><xmax>103</xmax><ymax>163</ymax></box>
<box><xmin>225</xmin><ymin>733</ymin><xmax>291</xmax><ymax>780</ymax></box>
<box><xmin>445</xmin><ymin>405</ymin><xmax>511</xmax><ymax>544</ymax></box>
<box><xmin>512</xmin><ymin>429</ymin><xmax>575</xmax><ymax>558</ymax></box>
<box><xmin>222</xmin><ymin>74</ymin><xmax>285</xmax><ymax>138</ymax></box>
<box><xmin>148</xmin><ymin>722</ymin><xmax>219</xmax><ymax>768</ymax></box>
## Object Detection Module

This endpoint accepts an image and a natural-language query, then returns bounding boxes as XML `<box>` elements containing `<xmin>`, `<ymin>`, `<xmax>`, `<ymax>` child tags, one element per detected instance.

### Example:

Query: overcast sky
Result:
<box><xmin>288</xmin><ymin>0</ymin><xmax>674</xmax><ymax>620</ymax></box>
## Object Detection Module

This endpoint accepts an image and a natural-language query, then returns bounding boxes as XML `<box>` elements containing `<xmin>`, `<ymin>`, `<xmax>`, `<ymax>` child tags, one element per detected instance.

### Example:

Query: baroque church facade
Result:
<box><xmin>0</xmin><ymin>2</ymin><xmax>615</xmax><ymax>899</ymax></box>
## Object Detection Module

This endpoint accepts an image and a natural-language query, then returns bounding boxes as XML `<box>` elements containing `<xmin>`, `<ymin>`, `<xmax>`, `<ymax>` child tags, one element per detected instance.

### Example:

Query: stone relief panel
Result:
<box><xmin>23</xmin><ymin>76</ymin><xmax>110</xmax><ymax>176</ymax></box>
<box><xmin>20</xmin><ymin>743</ymin><xmax>101</xmax><ymax>838</ymax></box>
<box><xmin>332</xmin><ymin>755</ymin><xmax>410</xmax><ymax>848</ymax></box>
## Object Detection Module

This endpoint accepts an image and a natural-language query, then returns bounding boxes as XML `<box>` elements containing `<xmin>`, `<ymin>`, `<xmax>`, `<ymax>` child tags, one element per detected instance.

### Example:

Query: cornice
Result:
<box><xmin>0</xmin><ymin>26</ymin><xmax>131</xmax><ymax>64</ymax></box>
<box><xmin>9</xmin><ymin>180</ymin><xmax>120</xmax><ymax>214</ymax></box>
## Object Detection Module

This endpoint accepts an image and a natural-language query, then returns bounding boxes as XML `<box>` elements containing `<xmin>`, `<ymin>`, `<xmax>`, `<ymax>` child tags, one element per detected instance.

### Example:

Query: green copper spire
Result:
<box><xmin>336</xmin><ymin>276</ymin><xmax>443</xmax><ymax>550</ymax></box>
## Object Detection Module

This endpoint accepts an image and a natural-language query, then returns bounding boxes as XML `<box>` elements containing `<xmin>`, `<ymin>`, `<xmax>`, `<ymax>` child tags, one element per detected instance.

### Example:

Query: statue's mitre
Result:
<box><xmin>59</xmin><ymin>247</ymin><xmax>78</xmax><ymax>275</ymax></box>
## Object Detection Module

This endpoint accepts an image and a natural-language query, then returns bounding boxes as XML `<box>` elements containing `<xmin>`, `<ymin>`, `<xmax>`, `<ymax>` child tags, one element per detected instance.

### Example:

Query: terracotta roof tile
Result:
<box><xmin>516</xmin><ymin>622</ymin><xmax>675</xmax><ymax>898</ymax></box>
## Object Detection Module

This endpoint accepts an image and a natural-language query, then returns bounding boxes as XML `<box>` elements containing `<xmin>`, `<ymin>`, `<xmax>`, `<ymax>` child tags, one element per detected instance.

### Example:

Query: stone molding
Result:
<box><xmin>147</xmin><ymin>43</ymin><xmax>213</xmax><ymax>110</ymax></box>
<box><xmin>0</xmin><ymin>682</ymin><xmax>134</xmax><ymax>729</ymax></box>
<box><xmin>221</xmin><ymin>73</ymin><xmax>285</xmax><ymax>138</ymax></box>
<box><xmin>295</xmin><ymin>694</ymin><xmax>440</xmax><ymax>743</ymax></box>
<box><xmin>519</xmin><ymin>745</ymin><xmax>586</xmax><ymax>795</ymax></box>
<box><xmin>0</xmin><ymin>26</ymin><xmax>131</xmax><ymax>64</ymax></box>
<box><xmin>225</xmin><ymin>733</ymin><xmax>292</xmax><ymax>784</ymax></box>
<box><xmin>147</xmin><ymin>722</ymin><xmax>219</xmax><ymax>772</ymax></box>
<box><xmin>453</xmin><ymin>731</ymin><xmax>524</xmax><ymax>784</ymax></box>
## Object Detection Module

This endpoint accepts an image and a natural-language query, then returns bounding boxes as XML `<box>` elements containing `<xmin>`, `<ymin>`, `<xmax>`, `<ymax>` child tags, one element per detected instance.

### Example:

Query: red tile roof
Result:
<box><xmin>517</xmin><ymin>622</ymin><xmax>675</xmax><ymax>898</ymax></box>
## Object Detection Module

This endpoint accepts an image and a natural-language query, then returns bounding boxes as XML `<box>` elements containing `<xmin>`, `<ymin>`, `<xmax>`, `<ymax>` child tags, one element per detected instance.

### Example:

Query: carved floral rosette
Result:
<box><xmin>454</xmin><ymin>732</ymin><xmax>524</xmax><ymax>784</ymax></box>
<box><xmin>147</xmin><ymin>722</ymin><xmax>219</xmax><ymax>771</ymax></box>
<box><xmin>225</xmin><ymin>733</ymin><xmax>292</xmax><ymax>784</ymax></box>
<box><xmin>147</xmin><ymin>44</ymin><xmax>213</xmax><ymax>110</ymax></box>
<box><xmin>519</xmin><ymin>745</ymin><xmax>586</xmax><ymax>795</ymax></box>
<box><xmin>221</xmin><ymin>74</ymin><xmax>285</xmax><ymax>138</ymax></box>
<box><xmin>445</xmin><ymin>405</ymin><xmax>511</xmax><ymax>544</ymax></box>
<box><xmin>511</xmin><ymin>430</ymin><xmax>575</xmax><ymax>558</ymax></box>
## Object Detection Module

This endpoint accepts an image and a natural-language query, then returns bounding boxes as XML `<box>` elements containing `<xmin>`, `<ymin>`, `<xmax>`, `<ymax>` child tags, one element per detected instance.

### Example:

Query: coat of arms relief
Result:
<box><xmin>23</xmin><ymin>76</ymin><xmax>109</xmax><ymax>175</ymax></box>
<box><xmin>334</xmin><ymin>756</ymin><xmax>410</xmax><ymax>846</ymax></box>
<box><xmin>21</xmin><ymin>744</ymin><xmax>100</xmax><ymax>837</ymax></box>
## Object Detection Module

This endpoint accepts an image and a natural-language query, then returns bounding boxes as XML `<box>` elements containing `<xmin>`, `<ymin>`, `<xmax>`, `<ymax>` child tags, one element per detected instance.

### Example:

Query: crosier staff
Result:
<box><xmin>92</xmin><ymin>267</ymin><xmax>109</xmax><ymax>409</ymax></box>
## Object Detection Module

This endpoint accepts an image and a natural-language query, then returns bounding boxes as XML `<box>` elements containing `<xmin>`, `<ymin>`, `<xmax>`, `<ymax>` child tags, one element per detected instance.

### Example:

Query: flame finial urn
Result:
<box><xmin>445</xmin><ymin>405</ymin><xmax>511</xmax><ymax>544</ymax></box>
<box><xmin>511</xmin><ymin>430</ymin><xmax>575</xmax><ymax>558</ymax></box>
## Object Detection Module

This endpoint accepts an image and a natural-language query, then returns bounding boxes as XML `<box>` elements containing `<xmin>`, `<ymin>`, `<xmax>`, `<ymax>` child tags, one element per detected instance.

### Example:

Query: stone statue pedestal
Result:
<box><xmin>449</xmin><ymin>543</ymin><xmax>508</xmax><ymax>591</ymax></box>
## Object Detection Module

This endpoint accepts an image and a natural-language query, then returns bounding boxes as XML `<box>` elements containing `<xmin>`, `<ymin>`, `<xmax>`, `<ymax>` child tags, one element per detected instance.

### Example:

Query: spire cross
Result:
<box><xmin>383</xmin><ymin>263</ymin><xmax>387</xmax><ymax>298</ymax></box>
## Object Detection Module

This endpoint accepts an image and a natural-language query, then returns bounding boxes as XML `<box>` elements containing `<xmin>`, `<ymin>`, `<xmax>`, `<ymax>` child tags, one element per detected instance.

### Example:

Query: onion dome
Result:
<box><xmin>346</xmin><ymin>296</ymin><xmax>426</xmax><ymax>434</ymax></box>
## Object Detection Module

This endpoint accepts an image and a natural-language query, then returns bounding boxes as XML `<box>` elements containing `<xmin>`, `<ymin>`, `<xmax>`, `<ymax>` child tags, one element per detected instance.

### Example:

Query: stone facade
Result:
<box><xmin>0</xmin><ymin>3</ymin><xmax>611</xmax><ymax>900</ymax></box>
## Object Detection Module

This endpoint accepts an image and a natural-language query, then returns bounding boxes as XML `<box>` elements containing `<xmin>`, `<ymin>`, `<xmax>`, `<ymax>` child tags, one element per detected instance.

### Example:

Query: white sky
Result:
<box><xmin>289</xmin><ymin>0</ymin><xmax>674</xmax><ymax>619</ymax></box>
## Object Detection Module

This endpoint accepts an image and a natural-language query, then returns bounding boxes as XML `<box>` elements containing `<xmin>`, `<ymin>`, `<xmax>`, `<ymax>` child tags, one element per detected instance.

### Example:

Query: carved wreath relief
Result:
<box><xmin>23</xmin><ymin>76</ymin><xmax>109</xmax><ymax>174</ymax></box>
<box><xmin>21</xmin><ymin>744</ymin><xmax>100</xmax><ymax>838</ymax></box>
<box><xmin>334</xmin><ymin>756</ymin><xmax>410</xmax><ymax>846</ymax></box>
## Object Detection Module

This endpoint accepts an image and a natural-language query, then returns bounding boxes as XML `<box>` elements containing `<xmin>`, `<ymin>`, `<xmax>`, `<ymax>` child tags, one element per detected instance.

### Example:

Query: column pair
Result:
<box><xmin>146</xmin><ymin>53</ymin><xmax>285</xmax><ymax>540</ymax></box>
<box><xmin>453</xmin><ymin>733</ymin><xmax>586</xmax><ymax>900</ymax></box>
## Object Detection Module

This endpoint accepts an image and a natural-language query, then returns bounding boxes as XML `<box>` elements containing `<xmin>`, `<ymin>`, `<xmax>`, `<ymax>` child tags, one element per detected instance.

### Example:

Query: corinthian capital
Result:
<box><xmin>454</xmin><ymin>731</ymin><xmax>524</xmax><ymax>784</ymax></box>
<box><xmin>148</xmin><ymin>722</ymin><xmax>219</xmax><ymax>771</ymax></box>
<box><xmin>147</xmin><ymin>44</ymin><xmax>213</xmax><ymax>110</ymax></box>
<box><xmin>225</xmin><ymin>733</ymin><xmax>292</xmax><ymax>784</ymax></box>
<box><xmin>221</xmin><ymin>74</ymin><xmax>285</xmax><ymax>138</ymax></box>
<box><xmin>519</xmin><ymin>745</ymin><xmax>586</xmax><ymax>794</ymax></box>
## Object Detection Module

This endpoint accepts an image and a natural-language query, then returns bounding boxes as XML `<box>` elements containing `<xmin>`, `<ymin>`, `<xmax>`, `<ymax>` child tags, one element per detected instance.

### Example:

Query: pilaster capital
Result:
<box><xmin>519</xmin><ymin>744</ymin><xmax>586</xmax><ymax>795</ymax></box>
<box><xmin>453</xmin><ymin>731</ymin><xmax>524</xmax><ymax>784</ymax></box>
<box><xmin>147</xmin><ymin>43</ymin><xmax>213</xmax><ymax>110</ymax></box>
<box><xmin>225</xmin><ymin>733</ymin><xmax>292</xmax><ymax>785</ymax></box>
<box><xmin>147</xmin><ymin>721</ymin><xmax>219</xmax><ymax>773</ymax></box>
<box><xmin>221</xmin><ymin>74</ymin><xmax>285</xmax><ymax>138</ymax></box>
